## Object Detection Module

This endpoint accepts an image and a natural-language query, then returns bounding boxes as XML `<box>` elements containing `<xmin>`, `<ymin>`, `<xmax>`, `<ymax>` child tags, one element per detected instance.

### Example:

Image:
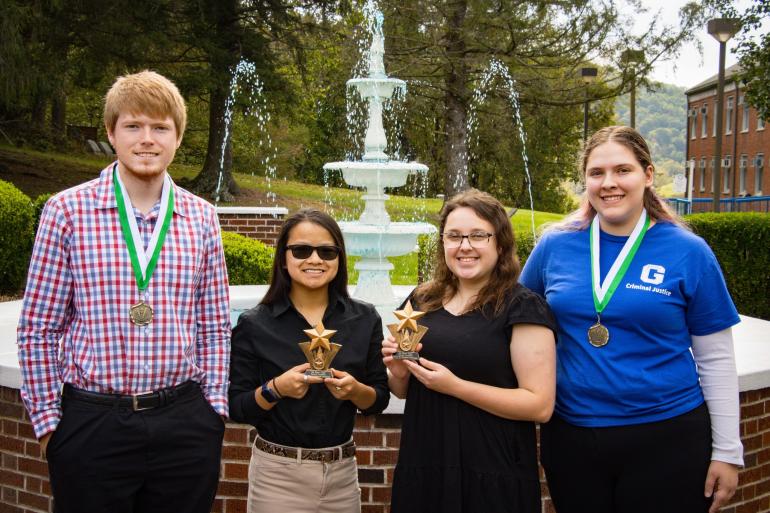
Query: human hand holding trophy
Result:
<box><xmin>299</xmin><ymin>322</ymin><xmax>342</xmax><ymax>379</ymax></box>
<box><xmin>387</xmin><ymin>300</ymin><xmax>428</xmax><ymax>361</ymax></box>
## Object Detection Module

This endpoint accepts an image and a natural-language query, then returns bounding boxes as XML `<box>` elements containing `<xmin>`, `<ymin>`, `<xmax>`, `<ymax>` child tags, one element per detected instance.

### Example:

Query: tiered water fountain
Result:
<box><xmin>324</xmin><ymin>11</ymin><xmax>436</xmax><ymax>317</ymax></box>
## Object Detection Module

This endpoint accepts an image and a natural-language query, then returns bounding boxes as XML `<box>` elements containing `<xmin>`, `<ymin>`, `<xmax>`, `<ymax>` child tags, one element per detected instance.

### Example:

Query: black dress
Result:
<box><xmin>391</xmin><ymin>286</ymin><xmax>557</xmax><ymax>513</ymax></box>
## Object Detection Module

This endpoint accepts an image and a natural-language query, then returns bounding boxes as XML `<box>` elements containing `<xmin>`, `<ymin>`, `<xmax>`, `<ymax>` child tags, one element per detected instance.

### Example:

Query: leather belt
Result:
<box><xmin>62</xmin><ymin>381</ymin><xmax>197</xmax><ymax>412</ymax></box>
<box><xmin>254</xmin><ymin>436</ymin><xmax>356</xmax><ymax>462</ymax></box>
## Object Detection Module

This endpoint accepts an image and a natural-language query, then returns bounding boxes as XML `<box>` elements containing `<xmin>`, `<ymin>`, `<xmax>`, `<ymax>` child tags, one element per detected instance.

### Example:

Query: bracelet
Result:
<box><xmin>271</xmin><ymin>378</ymin><xmax>284</xmax><ymax>399</ymax></box>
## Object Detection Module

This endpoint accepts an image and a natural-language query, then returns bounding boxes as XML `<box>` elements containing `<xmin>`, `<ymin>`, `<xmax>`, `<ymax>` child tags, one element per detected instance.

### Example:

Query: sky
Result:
<box><xmin>634</xmin><ymin>0</ymin><xmax>766</xmax><ymax>89</ymax></box>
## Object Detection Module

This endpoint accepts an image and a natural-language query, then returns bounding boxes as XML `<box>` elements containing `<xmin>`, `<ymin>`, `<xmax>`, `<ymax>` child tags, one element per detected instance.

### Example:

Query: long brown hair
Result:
<box><xmin>553</xmin><ymin>125</ymin><xmax>686</xmax><ymax>231</ymax></box>
<box><xmin>260</xmin><ymin>209</ymin><xmax>349</xmax><ymax>306</ymax></box>
<box><xmin>413</xmin><ymin>189</ymin><xmax>520</xmax><ymax>316</ymax></box>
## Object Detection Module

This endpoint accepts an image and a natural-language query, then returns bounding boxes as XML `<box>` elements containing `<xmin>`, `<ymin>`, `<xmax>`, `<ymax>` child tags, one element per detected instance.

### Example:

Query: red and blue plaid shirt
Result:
<box><xmin>17</xmin><ymin>165</ymin><xmax>231</xmax><ymax>438</ymax></box>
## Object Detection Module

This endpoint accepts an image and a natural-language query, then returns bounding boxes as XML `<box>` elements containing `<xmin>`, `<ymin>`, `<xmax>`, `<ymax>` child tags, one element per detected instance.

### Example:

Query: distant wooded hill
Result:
<box><xmin>615</xmin><ymin>82</ymin><xmax>686</xmax><ymax>181</ymax></box>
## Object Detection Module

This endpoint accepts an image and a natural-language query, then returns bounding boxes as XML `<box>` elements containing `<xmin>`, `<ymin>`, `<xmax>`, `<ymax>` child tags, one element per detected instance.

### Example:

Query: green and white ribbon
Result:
<box><xmin>113</xmin><ymin>164</ymin><xmax>174</xmax><ymax>292</ymax></box>
<box><xmin>590</xmin><ymin>209</ymin><xmax>649</xmax><ymax>314</ymax></box>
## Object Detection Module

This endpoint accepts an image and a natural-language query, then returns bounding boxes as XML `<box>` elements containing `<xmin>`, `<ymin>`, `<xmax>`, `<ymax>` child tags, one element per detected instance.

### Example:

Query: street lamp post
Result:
<box><xmin>708</xmin><ymin>18</ymin><xmax>740</xmax><ymax>213</ymax></box>
<box><xmin>621</xmin><ymin>49</ymin><xmax>645</xmax><ymax>128</ymax></box>
<box><xmin>581</xmin><ymin>67</ymin><xmax>598</xmax><ymax>142</ymax></box>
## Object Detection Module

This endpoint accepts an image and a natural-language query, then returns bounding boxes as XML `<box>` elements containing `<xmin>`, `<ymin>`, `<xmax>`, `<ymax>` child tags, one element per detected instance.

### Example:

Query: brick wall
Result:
<box><xmin>2</xmin><ymin>384</ymin><xmax>770</xmax><ymax>513</ymax></box>
<box><xmin>216</xmin><ymin>207</ymin><xmax>288</xmax><ymax>247</ymax></box>
<box><xmin>687</xmin><ymin>82</ymin><xmax>770</xmax><ymax>210</ymax></box>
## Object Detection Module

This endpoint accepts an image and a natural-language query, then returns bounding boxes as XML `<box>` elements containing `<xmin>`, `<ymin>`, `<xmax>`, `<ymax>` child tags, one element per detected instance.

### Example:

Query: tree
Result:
<box><xmin>707</xmin><ymin>0</ymin><xmax>770</xmax><ymax>122</ymax></box>
<box><xmin>180</xmin><ymin>0</ymin><xmax>346</xmax><ymax>201</ymax></box>
<box><xmin>377</xmin><ymin>0</ymin><xmax>707</xmax><ymax>202</ymax></box>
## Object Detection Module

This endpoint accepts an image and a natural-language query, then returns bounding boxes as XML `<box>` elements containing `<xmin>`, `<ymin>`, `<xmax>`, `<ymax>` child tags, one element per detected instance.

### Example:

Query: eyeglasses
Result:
<box><xmin>287</xmin><ymin>244</ymin><xmax>341</xmax><ymax>260</ymax></box>
<box><xmin>441</xmin><ymin>231</ymin><xmax>495</xmax><ymax>248</ymax></box>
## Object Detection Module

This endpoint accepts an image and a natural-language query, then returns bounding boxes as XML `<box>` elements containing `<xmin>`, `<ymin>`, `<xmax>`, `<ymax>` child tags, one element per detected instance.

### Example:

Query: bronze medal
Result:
<box><xmin>129</xmin><ymin>301</ymin><xmax>154</xmax><ymax>326</ymax></box>
<box><xmin>588</xmin><ymin>322</ymin><xmax>609</xmax><ymax>347</ymax></box>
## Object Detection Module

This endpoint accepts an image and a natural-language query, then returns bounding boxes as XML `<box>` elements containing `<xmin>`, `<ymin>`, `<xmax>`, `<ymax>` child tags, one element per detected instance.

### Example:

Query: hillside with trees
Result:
<box><xmin>615</xmin><ymin>82</ymin><xmax>687</xmax><ymax>186</ymax></box>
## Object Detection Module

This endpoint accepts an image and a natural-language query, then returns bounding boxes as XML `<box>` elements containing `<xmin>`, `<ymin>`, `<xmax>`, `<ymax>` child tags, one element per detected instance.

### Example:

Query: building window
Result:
<box><xmin>759</xmin><ymin>116</ymin><xmax>766</xmax><ymax>131</ymax></box>
<box><xmin>723</xmin><ymin>155</ymin><xmax>732</xmax><ymax>192</ymax></box>
<box><xmin>740</xmin><ymin>96</ymin><xmax>749</xmax><ymax>133</ymax></box>
<box><xmin>713</xmin><ymin>101</ymin><xmax>718</xmax><ymax>136</ymax></box>
<box><xmin>699</xmin><ymin>157</ymin><xmax>706</xmax><ymax>192</ymax></box>
<box><xmin>701</xmin><ymin>104</ymin><xmax>708</xmax><ymax>138</ymax></box>
<box><xmin>690</xmin><ymin>108</ymin><xmax>697</xmax><ymax>139</ymax></box>
<box><xmin>725</xmin><ymin>96</ymin><xmax>734</xmax><ymax>135</ymax></box>
<box><xmin>710</xmin><ymin>157</ymin><xmax>717</xmax><ymax>193</ymax></box>
<box><xmin>756</xmin><ymin>154</ymin><xmax>764</xmax><ymax>195</ymax></box>
<box><xmin>739</xmin><ymin>154</ymin><xmax>748</xmax><ymax>194</ymax></box>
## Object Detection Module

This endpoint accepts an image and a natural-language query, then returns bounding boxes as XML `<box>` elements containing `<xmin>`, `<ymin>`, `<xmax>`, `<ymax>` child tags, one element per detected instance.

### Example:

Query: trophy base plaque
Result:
<box><xmin>393</xmin><ymin>351</ymin><xmax>420</xmax><ymax>361</ymax></box>
<box><xmin>305</xmin><ymin>369</ymin><xmax>334</xmax><ymax>378</ymax></box>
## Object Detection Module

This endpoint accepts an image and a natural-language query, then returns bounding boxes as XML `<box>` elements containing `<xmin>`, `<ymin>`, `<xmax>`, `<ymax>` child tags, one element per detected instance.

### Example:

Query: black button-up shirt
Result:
<box><xmin>228</xmin><ymin>292</ymin><xmax>389</xmax><ymax>448</ymax></box>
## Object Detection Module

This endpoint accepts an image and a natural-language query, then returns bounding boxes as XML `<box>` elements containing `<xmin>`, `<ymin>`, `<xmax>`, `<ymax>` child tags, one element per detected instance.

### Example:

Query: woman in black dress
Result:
<box><xmin>383</xmin><ymin>189</ymin><xmax>557</xmax><ymax>513</ymax></box>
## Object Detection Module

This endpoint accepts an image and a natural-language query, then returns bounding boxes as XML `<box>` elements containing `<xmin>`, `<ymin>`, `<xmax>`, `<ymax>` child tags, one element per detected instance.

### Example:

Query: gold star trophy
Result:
<box><xmin>299</xmin><ymin>322</ymin><xmax>342</xmax><ymax>378</ymax></box>
<box><xmin>387</xmin><ymin>300</ymin><xmax>428</xmax><ymax>361</ymax></box>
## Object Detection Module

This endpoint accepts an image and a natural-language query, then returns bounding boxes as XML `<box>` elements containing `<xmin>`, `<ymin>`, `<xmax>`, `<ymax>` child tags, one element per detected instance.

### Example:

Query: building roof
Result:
<box><xmin>685</xmin><ymin>63</ymin><xmax>742</xmax><ymax>96</ymax></box>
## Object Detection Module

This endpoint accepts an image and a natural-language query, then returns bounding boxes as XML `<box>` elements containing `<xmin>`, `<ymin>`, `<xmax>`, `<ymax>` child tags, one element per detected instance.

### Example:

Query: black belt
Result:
<box><xmin>255</xmin><ymin>436</ymin><xmax>356</xmax><ymax>462</ymax></box>
<box><xmin>62</xmin><ymin>381</ymin><xmax>197</xmax><ymax>412</ymax></box>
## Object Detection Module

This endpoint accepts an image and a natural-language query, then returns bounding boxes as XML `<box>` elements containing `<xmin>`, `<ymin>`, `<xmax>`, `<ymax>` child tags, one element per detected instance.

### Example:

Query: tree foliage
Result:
<box><xmin>615</xmin><ymin>82</ymin><xmax>687</xmax><ymax>179</ymax></box>
<box><xmin>0</xmin><ymin>0</ymin><xmax>708</xmax><ymax>213</ymax></box>
<box><xmin>706</xmin><ymin>0</ymin><xmax>770</xmax><ymax>123</ymax></box>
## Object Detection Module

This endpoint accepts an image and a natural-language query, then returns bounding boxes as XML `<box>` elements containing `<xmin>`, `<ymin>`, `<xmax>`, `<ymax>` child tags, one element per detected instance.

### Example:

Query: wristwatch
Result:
<box><xmin>260</xmin><ymin>380</ymin><xmax>280</xmax><ymax>403</ymax></box>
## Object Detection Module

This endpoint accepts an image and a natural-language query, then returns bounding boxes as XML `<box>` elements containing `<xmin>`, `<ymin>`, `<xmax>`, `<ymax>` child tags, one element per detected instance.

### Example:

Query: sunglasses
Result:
<box><xmin>286</xmin><ymin>244</ymin><xmax>341</xmax><ymax>261</ymax></box>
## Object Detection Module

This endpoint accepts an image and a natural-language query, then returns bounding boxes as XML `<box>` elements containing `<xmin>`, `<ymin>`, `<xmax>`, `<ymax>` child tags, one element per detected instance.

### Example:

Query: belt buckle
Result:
<box><xmin>132</xmin><ymin>393</ymin><xmax>154</xmax><ymax>411</ymax></box>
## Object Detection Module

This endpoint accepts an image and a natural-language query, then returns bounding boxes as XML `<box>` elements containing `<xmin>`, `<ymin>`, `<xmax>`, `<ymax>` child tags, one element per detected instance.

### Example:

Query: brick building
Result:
<box><xmin>685</xmin><ymin>64</ymin><xmax>769</xmax><ymax>210</ymax></box>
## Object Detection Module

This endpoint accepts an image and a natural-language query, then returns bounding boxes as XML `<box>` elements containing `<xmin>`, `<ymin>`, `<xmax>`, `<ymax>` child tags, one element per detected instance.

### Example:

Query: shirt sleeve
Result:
<box><xmin>507</xmin><ymin>287</ymin><xmax>558</xmax><ymax>335</ymax></box>
<box><xmin>519</xmin><ymin>232</ymin><xmax>548</xmax><ymax>295</ymax></box>
<box><xmin>16</xmin><ymin>199</ymin><xmax>72</xmax><ymax>439</ymax></box>
<box><xmin>228</xmin><ymin>311</ymin><xmax>271</xmax><ymax>425</ymax></box>
<box><xmin>358</xmin><ymin>308</ymin><xmax>390</xmax><ymax>415</ymax></box>
<box><xmin>691</xmin><ymin>328</ymin><xmax>744</xmax><ymax>466</ymax></box>
<box><xmin>196</xmin><ymin>209</ymin><xmax>231</xmax><ymax>417</ymax></box>
<box><xmin>685</xmin><ymin>240</ymin><xmax>740</xmax><ymax>336</ymax></box>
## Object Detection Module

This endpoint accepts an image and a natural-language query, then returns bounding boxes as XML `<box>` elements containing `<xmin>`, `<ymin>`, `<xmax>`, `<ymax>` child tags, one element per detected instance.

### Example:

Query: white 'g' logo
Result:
<box><xmin>640</xmin><ymin>264</ymin><xmax>665</xmax><ymax>285</ymax></box>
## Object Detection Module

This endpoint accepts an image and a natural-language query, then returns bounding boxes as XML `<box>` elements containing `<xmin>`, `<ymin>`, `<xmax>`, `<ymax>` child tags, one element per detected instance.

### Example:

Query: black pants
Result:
<box><xmin>46</xmin><ymin>385</ymin><xmax>225</xmax><ymax>513</ymax></box>
<box><xmin>540</xmin><ymin>403</ymin><xmax>712</xmax><ymax>513</ymax></box>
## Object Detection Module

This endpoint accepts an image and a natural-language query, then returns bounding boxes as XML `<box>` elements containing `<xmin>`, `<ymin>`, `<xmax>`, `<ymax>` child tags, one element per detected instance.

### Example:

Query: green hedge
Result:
<box><xmin>516</xmin><ymin>230</ymin><xmax>535</xmax><ymax>267</ymax></box>
<box><xmin>33</xmin><ymin>193</ymin><xmax>52</xmax><ymax>236</ymax></box>
<box><xmin>221</xmin><ymin>231</ymin><xmax>275</xmax><ymax>285</ymax></box>
<box><xmin>0</xmin><ymin>180</ymin><xmax>35</xmax><ymax>294</ymax></box>
<box><xmin>687</xmin><ymin>213</ymin><xmax>770</xmax><ymax>320</ymax></box>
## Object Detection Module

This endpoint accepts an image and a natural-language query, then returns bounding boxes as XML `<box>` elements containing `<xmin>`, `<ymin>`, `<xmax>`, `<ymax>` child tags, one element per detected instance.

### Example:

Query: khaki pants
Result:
<box><xmin>247</xmin><ymin>441</ymin><xmax>361</xmax><ymax>513</ymax></box>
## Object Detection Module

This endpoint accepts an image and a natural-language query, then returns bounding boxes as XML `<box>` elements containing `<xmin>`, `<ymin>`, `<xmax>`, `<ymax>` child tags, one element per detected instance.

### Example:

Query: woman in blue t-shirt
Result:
<box><xmin>520</xmin><ymin>126</ymin><xmax>742</xmax><ymax>513</ymax></box>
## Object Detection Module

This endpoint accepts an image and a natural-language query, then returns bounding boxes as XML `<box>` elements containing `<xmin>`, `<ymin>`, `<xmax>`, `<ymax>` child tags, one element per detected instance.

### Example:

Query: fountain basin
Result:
<box><xmin>347</xmin><ymin>77</ymin><xmax>405</xmax><ymax>99</ymax></box>
<box><xmin>340</xmin><ymin>221</ymin><xmax>437</xmax><ymax>258</ymax></box>
<box><xmin>324</xmin><ymin>161</ymin><xmax>428</xmax><ymax>190</ymax></box>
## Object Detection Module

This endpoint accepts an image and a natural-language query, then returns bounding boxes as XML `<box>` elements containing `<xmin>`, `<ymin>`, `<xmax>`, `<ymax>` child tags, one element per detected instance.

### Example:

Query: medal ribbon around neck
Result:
<box><xmin>590</xmin><ymin>208</ymin><xmax>650</xmax><ymax>315</ymax></box>
<box><xmin>113</xmin><ymin>164</ymin><xmax>174</xmax><ymax>292</ymax></box>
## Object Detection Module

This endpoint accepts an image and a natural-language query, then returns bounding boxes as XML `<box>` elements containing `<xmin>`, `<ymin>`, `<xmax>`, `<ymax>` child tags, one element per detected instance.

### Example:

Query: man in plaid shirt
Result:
<box><xmin>17</xmin><ymin>71</ymin><xmax>231</xmax><ymax>513</ymax></box>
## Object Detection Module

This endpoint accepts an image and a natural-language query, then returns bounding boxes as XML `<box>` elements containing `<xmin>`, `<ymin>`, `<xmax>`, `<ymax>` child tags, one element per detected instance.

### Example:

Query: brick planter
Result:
<box><xmin>2</xmin><ymin>385</ymin><xmax>770</xmax><ymax>513</ymax></box>
<box><xmin>216</xmin><ymin>207</ymin><xmax>288</xmax><ymax>247</ymax></box>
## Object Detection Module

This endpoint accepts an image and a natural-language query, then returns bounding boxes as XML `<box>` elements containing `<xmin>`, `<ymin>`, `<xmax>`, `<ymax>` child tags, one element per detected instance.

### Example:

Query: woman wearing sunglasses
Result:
<box><xmin>383</xmin><ymin>189</ymin><xmax>557</xmax><ymax>513</ymax></box>
<box><xmin>229</xmin><ymin>208</ymin><xmax>389</xmax><ymax>513</ymax></box>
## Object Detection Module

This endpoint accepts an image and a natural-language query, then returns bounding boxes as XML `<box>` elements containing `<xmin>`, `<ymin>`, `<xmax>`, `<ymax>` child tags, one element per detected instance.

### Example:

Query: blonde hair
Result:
<box><xmin>553</xmin><ymin>125</ymin><xmax>686</xmax><ymax>231</ymax></box>
<box><xmin>104</xmin><ymin>70</ymin><xmax>187</xmax><ymax>139</ymax></box>
<box><xmin>413</xmin><ymin>189</ymin><xmax>520</xmax><ymax>317</ymax></box>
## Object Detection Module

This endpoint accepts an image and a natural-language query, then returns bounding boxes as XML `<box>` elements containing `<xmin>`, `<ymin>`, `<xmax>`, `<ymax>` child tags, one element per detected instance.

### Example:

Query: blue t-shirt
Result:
<box><xmin>519</xmin><ymin>221</ymin><xmax>740</xmax><ymax>427</ymax></box>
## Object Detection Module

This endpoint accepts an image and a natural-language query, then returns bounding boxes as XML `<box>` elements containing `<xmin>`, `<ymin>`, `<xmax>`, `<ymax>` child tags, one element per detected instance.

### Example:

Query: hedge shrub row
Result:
<box><xmin>221</xmin><ymin>231</ymin><xmax>274</xmax><ymax>285</ymax></box>
<box><xmin>687</xmin><ymin>212</ymin><xmax>770</xmax><ymax>320</ymax></box>
<box><xmin>0</xmin><ymin>180</ymin><xmax>35</xmax><ymax>294</ymax></box>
